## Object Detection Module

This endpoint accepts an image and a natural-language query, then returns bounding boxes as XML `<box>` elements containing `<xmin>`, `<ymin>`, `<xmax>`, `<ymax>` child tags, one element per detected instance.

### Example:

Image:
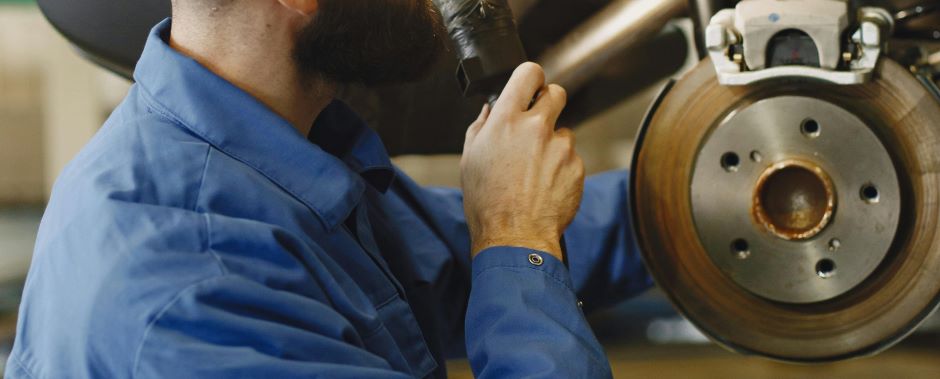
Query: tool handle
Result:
<box><xmin>433</xmin><ymin>0</ymin><xmax>528</xmax><ymax>99</ymax></box>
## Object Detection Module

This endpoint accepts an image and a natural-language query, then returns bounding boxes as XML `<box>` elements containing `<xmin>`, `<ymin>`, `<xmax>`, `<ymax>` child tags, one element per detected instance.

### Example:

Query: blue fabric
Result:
<box><xmin>6</xmin><ymin>19</ymin><xmax>652</xmax><ymax>379</ymax></box>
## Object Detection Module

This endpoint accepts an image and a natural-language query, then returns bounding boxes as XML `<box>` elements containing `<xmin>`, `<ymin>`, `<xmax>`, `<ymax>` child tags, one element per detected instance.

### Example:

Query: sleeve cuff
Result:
<box><xmin>471</xmin><ymin>246</ymin><xmax>575</xmax><ymax>292</ymax></box>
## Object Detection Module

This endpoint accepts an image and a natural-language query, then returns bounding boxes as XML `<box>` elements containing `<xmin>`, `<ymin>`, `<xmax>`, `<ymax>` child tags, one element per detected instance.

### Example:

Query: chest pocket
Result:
<box><xmin>335</xmin><ymin>206</ymin><xmax>438</xmax><ymax>378</ymax></box>
<box><xmin>362</xmin><ymin>296</ymin><xmax>438</xmax><ymax>378</ymax></box>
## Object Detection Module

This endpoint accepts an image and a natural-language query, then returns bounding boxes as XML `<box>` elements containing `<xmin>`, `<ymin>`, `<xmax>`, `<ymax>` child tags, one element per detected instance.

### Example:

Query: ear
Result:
<box><xmin>277</xmin><ymin>0</ymin><xmax>319</xmax><ymax>16</ymax></box>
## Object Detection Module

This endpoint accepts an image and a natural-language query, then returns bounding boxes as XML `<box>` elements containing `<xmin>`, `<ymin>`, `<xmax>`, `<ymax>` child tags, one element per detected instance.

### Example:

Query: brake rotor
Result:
<box><xmin>631</xmin><ymin>57</ymin><xmax>940</xmax><ymax>362</ymax></box>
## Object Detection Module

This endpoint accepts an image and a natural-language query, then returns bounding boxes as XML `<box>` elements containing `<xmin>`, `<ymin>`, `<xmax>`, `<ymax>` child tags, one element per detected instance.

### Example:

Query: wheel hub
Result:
<box><xmin>690</xmin><ymin>96</ymin><xmax>901</xmax><ymax>304</ymax></box>
<box><xmin>631</xmin><ymin>58</ymin><xmax>940</xmax><ymax>362</ymax></box>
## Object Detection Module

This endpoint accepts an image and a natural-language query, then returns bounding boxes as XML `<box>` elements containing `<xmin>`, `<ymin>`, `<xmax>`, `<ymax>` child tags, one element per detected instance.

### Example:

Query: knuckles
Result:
<box><xmin>574</xmin><ymin>156</ymin><xmax>586</xmax><ymax>176</ymax></box>
<box><xmin>548</xmin><ymin>84</ymin><xmax>568</xmax><ymax>105</ymax></box>
<box><xmin>530</xmin><ymin>112</ymin><xmax>552</xmax><ymax>130</ymax></box>
<box><xmin>516</xmin><ymin>62</ymin><xmax>546</xmax><ymax>86</ymax></box>
<box><xmin>555</xmin><ymin>128</ymin><xmax>576</xmax><ymax>148</ymax></box>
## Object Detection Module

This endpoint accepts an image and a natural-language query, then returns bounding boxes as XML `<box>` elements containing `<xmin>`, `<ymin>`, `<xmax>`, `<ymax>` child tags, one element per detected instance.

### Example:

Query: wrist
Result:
<box><xmin>471</xmin><ymin>235</ymin><xmax>563</xmax><ymax>262</ymax></box>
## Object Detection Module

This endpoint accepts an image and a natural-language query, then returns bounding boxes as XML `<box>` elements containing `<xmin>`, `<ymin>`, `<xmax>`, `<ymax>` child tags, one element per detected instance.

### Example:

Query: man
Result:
<box><xmin>6</xmin><ymin>0</ymin><xmax>650</xmax><ymax>377</ymax></box>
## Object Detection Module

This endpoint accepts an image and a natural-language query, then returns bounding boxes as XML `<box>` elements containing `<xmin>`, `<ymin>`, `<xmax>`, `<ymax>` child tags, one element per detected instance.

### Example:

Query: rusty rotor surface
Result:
<box><xmin>632</xmin><ymin>58</ymin><xmax>940</xmax><ymax>362</ymax></box>
<box><xmin>691</xmin><ymin>96</ymin><xmax>902</xmax><ymax>304</ymax></box>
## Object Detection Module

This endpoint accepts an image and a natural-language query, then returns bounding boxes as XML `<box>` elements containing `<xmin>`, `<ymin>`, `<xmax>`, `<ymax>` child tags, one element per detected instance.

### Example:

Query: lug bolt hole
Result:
<box><xmin>731</xmin><ymin>239</ymin><xmax>750</xmax><ymax>260</ymax></box>
<box><xmin>861</xmin><ymin>184</ymin><xmax>880</xmax><ymax>204</ymax></box>
<box><xmin>816</xmin><ymin>259</ymin><xmax>836</xmax><ymax>279</ymax></box>
<box><xmin>721</xmin><ymin>152</ymin><xmax>740</xmax><ymax>172</ymax></box>
<box><xmin>801</xmin><ymin>119</ymin><xmax>821</xmax><ymax>138</ymax></box>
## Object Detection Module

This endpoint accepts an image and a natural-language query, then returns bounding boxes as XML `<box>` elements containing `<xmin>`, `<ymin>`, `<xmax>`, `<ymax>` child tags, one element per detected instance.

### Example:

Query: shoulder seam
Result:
<box><xmin>137</xmin><ymin>84</ymin><xmax>226</xmax><ymax>277</ymax></box>
<box><xmin>202</xmin><ymin>212</ymin><xmax>230</xmax><ymax>276</ymax></box>
<box><xmin>193</xmin><ymin>146</ymin><xmax>212</xmax><ymax>212</ymax></box>
<box><xmin>137</xmin><ymin>80</ymin><xmax>332</xmax><ymax>229</ymax></box>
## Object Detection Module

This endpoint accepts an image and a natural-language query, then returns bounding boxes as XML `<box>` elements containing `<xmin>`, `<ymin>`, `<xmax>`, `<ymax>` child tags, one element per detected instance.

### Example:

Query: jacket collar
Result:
<box><xmin>134</xmin><ymin>19</ymin><xmax>395</xmax><ymax>230</ymax></box>
<box><xmin>308</xmin><ymin>102</ymin><xmax>397</xmax><ymax>192</ymax></box>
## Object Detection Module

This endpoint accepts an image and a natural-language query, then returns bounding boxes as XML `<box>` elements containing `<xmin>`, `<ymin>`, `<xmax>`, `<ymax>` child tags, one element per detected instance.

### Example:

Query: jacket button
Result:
<box><xmin>528</xmin><ymin>253</ymin><xmax>544</xmax><ymax>266</ymax></box>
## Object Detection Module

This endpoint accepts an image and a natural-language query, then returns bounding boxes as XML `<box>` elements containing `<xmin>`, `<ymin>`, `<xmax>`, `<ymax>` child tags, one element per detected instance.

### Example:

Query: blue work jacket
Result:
<box><xmin>5</xmin><ymin>20</ymin><xmax>651</xmax><ymax>378</ymax></box>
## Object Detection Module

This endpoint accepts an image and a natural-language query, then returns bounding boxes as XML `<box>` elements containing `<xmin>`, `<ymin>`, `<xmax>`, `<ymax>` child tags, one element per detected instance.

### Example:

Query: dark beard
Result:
<box><xmin>293</xmin><ymin>0</ymin><xmax>447</xmax><ymax>87</ymax></box>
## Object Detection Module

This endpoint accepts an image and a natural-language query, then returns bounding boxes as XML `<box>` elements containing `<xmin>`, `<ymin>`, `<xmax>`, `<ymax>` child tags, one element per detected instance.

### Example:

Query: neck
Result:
<box><xmin>169</xmin><ymin>5</ymin><xmax>334</xmax><ymax>136</ymax></box>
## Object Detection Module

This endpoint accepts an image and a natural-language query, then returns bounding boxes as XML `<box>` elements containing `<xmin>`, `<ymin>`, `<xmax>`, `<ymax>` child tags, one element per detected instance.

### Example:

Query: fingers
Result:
<box><xmin>530</xmin><ymin>84</ymin><xmax>568</xmax><ymax>126</ymax></box>
<box><xmin>495</xmin><ymin>62</ymin><xmax>545</xmax><ymax>115</ymax></box>
<box><xmin>555</xmin><ymin>126</ymin><xmax>576</xmax><ymax>144</ymax></box>
<box><xmin>553</xmin><ymin>127</ymin><xmax>577</xmax><ymax>159</ymax></box>
<box><xmin>555</xmin><ymin>128</ymin><xmax>585</xmax><ymax>188</ymax></box>
<box><xmin>464</xmin><ymin>103</ymin><xmax>490</xmax><ymax>151</ymax></box>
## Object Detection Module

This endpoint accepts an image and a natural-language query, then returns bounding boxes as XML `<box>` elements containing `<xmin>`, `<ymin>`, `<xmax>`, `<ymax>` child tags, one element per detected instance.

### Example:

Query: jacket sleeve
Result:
<box><xmin>399</xmin><ymin>169</ymin><xmax>652</xmax><ymax>315</ymax></box>
<box><xmin>133</xmin><ymin>275</ymin><xmax>414</xmax><ymax>379</ymax></box>
<box><xmin>466</xmin><ymin>247</ymin><xmax>613</xmax><ymax>378</ymax></box>
<box><xmin>394</xmin><ymin>169</ymin><xmax>651</xmax><ymax>362</ymax></box>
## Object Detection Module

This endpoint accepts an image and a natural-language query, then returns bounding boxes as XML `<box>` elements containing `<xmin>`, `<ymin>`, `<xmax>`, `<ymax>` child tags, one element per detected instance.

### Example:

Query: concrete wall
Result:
<box><xmin>0</xmin><ymin>5</ymin><xmax>129</xmax><ymax>205</ymax></box>
<box><xmin>0</xmin><ymin>7</ymin><xmax>47</xmax><ymax>204</ymax></box>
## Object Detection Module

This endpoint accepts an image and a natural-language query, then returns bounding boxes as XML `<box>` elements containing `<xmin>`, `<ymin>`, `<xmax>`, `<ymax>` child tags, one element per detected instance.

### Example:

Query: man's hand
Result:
<box><xmin>461</xmin><ymin>62</ymin><xmax>585</xmax><ymax>262</ymax></box>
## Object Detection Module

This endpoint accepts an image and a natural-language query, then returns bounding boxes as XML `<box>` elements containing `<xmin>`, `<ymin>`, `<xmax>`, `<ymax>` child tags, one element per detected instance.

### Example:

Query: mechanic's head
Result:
<box><xmin>172</xmin><ymin>0</ymin><xmax>445</xmax><ymax>87</ymax></box>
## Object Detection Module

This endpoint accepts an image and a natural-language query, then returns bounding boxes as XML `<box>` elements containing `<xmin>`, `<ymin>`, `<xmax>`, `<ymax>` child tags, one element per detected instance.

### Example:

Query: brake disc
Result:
<box><xmin>631</xmin><ymin>58</ymin><xmax>940</xmax><ymax>362</ymax></box>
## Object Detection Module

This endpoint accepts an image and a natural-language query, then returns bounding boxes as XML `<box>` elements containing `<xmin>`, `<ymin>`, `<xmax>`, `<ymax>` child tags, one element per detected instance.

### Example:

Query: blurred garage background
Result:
<box><xmin>0</xmin><ymin>0</ymin><xmax>937</xmax><ymax>377</ymax></box>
